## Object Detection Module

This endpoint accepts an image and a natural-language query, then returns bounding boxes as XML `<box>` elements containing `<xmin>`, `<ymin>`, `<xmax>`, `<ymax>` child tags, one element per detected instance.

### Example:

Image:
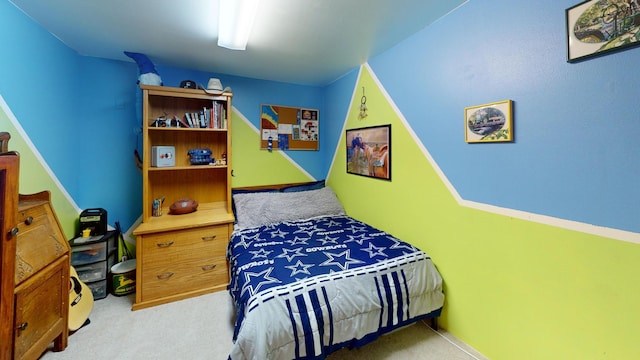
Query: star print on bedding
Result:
<box><xmin>227</xmin><ymin>214</ymin><xmax>429</xmax><ymax>340</ymax></box>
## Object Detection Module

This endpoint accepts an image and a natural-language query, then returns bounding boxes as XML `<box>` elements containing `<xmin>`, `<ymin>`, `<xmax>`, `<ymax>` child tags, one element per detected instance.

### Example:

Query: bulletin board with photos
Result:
<box><xmin>260</xmin><ymin>104</ymin><xmax>319</xmax><ymax>151</ymax></box>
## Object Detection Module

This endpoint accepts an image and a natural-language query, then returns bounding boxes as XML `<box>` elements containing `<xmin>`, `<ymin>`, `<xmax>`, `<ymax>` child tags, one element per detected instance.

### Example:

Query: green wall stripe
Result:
<box><xmin>230</xmin><ymin>107</ymin><xmax>315</xmax><ymax>188</ymax></box>
<box><xmin>126</xmin><ymin>107</ymin><xmax>317</xmax><ymax>251</ymax></box>
<box><xmin>1</xmin><ymin>95</ymin><xmax>79</xmax><ymax>238</ymax></box>
<box><xmin>327</xmin><ymin>65</ymin><xmax>640</xmax><ymax>360</ymax></box>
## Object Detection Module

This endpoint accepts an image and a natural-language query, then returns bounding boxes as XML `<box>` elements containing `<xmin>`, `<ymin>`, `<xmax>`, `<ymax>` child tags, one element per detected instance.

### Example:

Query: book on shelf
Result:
<box><xmin>176</xmin><ymin>100</ymin><xmax>227</xmax><ymax>129</ymax></box>
<box><xmin>176</xmin><ymin>115</ymin><xmax>190</xmax><ymax>128</ymax></box>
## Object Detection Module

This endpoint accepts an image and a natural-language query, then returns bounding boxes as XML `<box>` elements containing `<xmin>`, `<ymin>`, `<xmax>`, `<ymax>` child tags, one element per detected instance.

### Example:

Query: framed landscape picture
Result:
<box><xmin>346</xmin><ymin>125</ymin><xmax>391</xmax><ymax>180</ymax></box>
<box><xmin>464</xmin><ymin>100</ymin><xmax>513</xmax><ymax>143</ymax></box>
<box><xmin>566</xmin><ymin>0</ymin><xmax>640</xmax><ymax>62</ymax></box>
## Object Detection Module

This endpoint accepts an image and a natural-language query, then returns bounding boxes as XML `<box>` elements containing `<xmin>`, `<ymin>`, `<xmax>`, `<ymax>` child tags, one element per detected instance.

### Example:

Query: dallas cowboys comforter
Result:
<box><xmin>227</xmin><ymin>215</ymin><xmax>444</xmax><ymax>360</ymax></box>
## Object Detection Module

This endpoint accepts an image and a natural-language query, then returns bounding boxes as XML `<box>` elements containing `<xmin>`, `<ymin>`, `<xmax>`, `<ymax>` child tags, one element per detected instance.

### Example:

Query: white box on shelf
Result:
<box><xmin>151</xmin><ymin>146</ymin><xmax>175</xmax><ymax>167</ymax></box>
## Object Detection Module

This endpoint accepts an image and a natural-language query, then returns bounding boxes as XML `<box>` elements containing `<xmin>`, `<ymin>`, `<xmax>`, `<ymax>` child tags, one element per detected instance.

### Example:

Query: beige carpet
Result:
<box><xmin>40</xmin><ymin>290</ymin><xmax>485</xmax><ymax>360</ymax></box>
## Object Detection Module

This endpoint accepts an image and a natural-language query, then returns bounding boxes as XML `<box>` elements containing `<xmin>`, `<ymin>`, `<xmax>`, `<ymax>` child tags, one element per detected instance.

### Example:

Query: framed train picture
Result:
<box><xmin>566</xmin><ymin>0</ymin><xmax>640</xmax><ymax>62</ymax></box>
<box><xmin>464</xmin><ymin>100</ymin><xmax>513</xmax><ymax>143</ymax></box>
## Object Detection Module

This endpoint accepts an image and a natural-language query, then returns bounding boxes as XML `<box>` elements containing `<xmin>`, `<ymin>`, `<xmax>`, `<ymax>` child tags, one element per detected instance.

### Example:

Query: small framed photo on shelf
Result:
<box><xmin>566</xmin><ymin>0</ymin><xmax>640</xmax><ymax>62</ymax></box>
<box><xmin>464</xmin><ymin>100</ymin><xmax>513</xmax><ymax>143</ymax></box>
<box><xmin>346</xmin><ymin>125</ymin><xmax>391</xmax><ymax>180</ymax></box>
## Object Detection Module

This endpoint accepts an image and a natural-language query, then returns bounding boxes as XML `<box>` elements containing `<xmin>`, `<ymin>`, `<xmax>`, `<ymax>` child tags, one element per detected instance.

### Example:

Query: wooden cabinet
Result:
<box><xmin>0</xmin><ymin>188</ymin><xmax>70</xmax><ymax>360</ymax></box>
<box><xmin>0</xmin><ymin>150</ymin><xmax>20</xmax><ymax>360</ymax></box>
<box><xmin>13</xmin><ymin>192</ymin><xmax>70</xmax><ymax>360</ymax></box>
<box><xmin>1</xmin><ymin>137</ymin><xmax>70</xmax><ymax>360</ymax></box>
<box><xmin>133</xmin><ymin>85</ymin><xmax>234</xmax><ymax>310</ymax></box>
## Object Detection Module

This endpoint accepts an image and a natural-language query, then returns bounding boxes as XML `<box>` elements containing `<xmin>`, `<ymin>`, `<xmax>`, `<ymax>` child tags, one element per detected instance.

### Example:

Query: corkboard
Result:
<box><xmin>260</xmin><ymin>104</ymin><xmax>319</xmax><ymax>151</ymax></box>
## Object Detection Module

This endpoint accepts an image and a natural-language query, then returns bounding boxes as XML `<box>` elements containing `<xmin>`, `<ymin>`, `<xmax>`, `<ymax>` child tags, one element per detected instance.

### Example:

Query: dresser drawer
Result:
<box><xmin>138</xmin><ymin>224</ymin><xmax>230</xmax><ymax>302</ymax></box>
<box><xmin>15</xmin><ymin>203</ymin><xmax>68</xmax><ymax>285</ymax></box>
<box><xmin>75</xmin><ymin>261</ymin><xmax>107</xmax><ymax>283</ymax></box>
<box><xmin>141</xmin><ymin>225</ymin><xmax>228</xmax><ymax>264</ymax></box>
<box><xmin>140</xmin><ymin>255</ymin><xmax>228</xmax><ymax>300</ymax></box>
<box><xmin>71</xmin><ymin>242</ymin><xmax>107</xmax><ymax>266</ymax></box>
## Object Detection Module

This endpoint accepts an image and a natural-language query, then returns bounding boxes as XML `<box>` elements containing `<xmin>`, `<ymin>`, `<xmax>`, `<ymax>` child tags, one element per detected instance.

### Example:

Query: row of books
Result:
<box><xmin>186</xmin><ymin>102</ymin><xmax>227</xmax><ymax>129</ymax></box>
<box><xmin>151</xmin><ymin>102</ymin><xmax>227</xmax><ymax>129</ymax></box>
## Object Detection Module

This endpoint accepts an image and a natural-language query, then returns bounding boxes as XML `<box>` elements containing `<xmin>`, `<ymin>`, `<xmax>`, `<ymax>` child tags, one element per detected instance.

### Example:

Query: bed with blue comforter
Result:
<box><xmin>227</xmin><ymin>185</ymin><xmax>444</xmax><ymax>360</ymax></box>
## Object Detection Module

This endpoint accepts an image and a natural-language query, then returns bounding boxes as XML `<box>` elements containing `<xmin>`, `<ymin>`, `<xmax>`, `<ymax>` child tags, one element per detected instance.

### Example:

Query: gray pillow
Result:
<box><xmin>233</xmin><ymin>186</ymin><xmax>345</xmax><ymax>229</ymax></box>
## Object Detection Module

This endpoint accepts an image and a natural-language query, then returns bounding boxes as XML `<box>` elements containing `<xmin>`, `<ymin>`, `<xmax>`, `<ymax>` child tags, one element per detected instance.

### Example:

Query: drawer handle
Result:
<box><xmin>156</xmin><ymin>241</ymin><xmax>174</xmax><ymax>248</ymax></box>
<box><xmin>24</xmin><ymin>216</ymin><xmax>34</xmax><ymax>225</ymax></box>
<box><xmin>202</xmin><ymin>235</ymin><xmax>217</xmax><ymax>241</ymax></box>
<box><xmin>201</xmin><ymin>264</ymin><xmax>217</xmax><ymax>271</ymax></box>
<box><xmin>156</xmin><ymin>272</ymin><xmax>174</xmax><ymax>279</ymax></box>
<box><xmin>9</xmin><ymin>227</ymin><xmax>19</xmax><ymax>237</ymax></box>
<box><xmin>16</xmin><ymin>322</ymin><xmax>28</xmax><ymax>331</ymax></box>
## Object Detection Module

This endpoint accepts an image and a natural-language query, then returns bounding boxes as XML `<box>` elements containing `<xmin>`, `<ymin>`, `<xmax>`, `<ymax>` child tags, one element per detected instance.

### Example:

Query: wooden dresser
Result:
<box><xmin>0</xmin><ymin>158</ymin><xmax>70</xmax><ymax>360</ymax></box>
<box><xmin>13</xmin><ymin>191</ymin><xmax>70</xmax><ymax>360</ymax></box>
<box><xmin>132</xmin><ymin>212</ymin><xmax>232</xmax><ymax>310</ymax></box>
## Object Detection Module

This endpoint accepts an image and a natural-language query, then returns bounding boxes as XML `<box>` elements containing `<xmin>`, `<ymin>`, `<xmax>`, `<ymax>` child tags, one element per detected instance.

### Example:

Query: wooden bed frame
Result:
<box><xmin>232</xmin><ymin>180</ymin><xmax>318</xmax><ymax>192</ymax></box>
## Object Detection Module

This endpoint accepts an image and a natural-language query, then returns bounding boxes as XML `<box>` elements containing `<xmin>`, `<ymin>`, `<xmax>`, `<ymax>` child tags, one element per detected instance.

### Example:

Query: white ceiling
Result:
<box><xmin>9</xmin><ymin>0</ymin><xmax>467</xmax><ymax>86</ymax></box>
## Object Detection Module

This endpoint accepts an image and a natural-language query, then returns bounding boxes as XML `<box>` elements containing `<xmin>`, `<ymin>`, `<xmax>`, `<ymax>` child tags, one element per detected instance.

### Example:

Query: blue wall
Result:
<box><xmin>3</xmin><ymin>0</ymin><xmax>637</xmax><ymax>239</ymax></box>
<box><xmin>75</xmin><ymin>57</ymin><xmax>141</xmax><ymax>225</ymax></box>
<box><xmin>365</xmin><ymin>0</ymin><xmax>639</xmax><ymax>233</ymax></box>
<box><xmin>1</xmin><ymin>0</ymin><xmax>80</xmax><ymax>196</ymax></box>
<box><xmin>0</xmin><ymin>0</ymin><xmax>329</xmax><ymax>232</ymax></box>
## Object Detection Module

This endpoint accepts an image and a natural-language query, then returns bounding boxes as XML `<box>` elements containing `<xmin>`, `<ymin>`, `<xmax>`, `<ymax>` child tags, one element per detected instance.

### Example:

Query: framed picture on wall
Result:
<box><xmin>464</xmin><ymin>100</ymin><xmax>513</xmax><ymax>143</ymax></box>
<box><xmin>566</xmin><ymin>0</ymin><xmax>640</xmax><ymax>62</ymax></box>
<box><xmin>346</xmin><ymin>125</ymin><xmax>391</xmax><ymax>181</ymax></box>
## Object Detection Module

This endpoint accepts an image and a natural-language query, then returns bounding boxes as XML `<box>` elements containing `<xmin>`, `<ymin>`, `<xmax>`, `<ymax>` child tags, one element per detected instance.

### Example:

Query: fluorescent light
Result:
<box><xmin>218</xmin><ymin>0</ymin><xmax>260</xmax><ymax>50</ymax></box>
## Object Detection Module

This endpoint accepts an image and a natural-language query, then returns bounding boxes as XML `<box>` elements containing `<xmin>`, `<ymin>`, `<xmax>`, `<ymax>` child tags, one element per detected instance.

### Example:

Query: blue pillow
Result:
<box><xmin>280</xmin><ymin>180</ymin><xmax>325</xmax><ymax>193</ymax></box>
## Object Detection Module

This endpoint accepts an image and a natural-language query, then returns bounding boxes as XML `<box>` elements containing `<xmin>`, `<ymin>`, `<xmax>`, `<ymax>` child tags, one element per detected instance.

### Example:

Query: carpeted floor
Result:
<box><xmin>40</xmin><ymin>290</ymin><xmax>485</xmax><ymax>360</ymax></box>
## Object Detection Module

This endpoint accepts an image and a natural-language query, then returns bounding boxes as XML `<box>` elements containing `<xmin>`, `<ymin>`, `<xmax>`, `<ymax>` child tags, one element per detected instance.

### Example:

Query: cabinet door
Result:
<box><xmin>15</xmin><ymin>204</ymin><xmax>68</xmax><ymax>285</ymax></box>
<box><xmin>13</xmin><ymin>257</ymin><xmax>68</xmax><ymax>360</ymax></box>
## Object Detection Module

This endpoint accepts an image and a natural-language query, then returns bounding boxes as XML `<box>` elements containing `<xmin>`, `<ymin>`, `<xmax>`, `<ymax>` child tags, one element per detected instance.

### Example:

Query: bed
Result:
<box><xmin>227</xmin><ymin>183</ymin><xmax>444</xmax><ymax>359</ymax></box>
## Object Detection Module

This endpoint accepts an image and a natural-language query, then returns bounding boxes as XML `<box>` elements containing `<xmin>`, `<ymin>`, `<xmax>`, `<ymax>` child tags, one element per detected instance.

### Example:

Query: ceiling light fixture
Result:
<box><xmin>217</xmin><ymin>0</ymin><xmax>261</xmax><ymax>50</ymax></box>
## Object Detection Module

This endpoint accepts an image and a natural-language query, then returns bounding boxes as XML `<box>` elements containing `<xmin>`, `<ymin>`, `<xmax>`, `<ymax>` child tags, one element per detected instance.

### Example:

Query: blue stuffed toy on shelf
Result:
<box><xmin>124</xmin><ymin>51</ymin><xmax>163</xmax><ymax>86</ymax></box>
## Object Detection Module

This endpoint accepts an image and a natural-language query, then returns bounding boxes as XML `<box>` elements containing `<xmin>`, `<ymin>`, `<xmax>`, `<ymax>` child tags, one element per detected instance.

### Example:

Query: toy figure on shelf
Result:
<box><xmin>124</xmin><ymin>51</ymin><xmax>162</xmax><ymax>86</ymax></box>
